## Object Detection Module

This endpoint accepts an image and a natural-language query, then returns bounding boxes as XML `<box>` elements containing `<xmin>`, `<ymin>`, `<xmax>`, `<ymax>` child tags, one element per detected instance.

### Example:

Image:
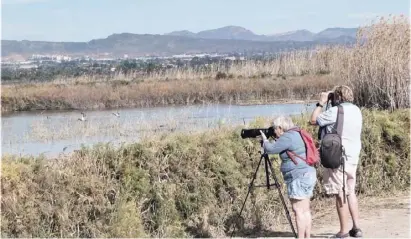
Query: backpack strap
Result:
<box><xmin>332</xmin><ymin>105</ymin><xmax>344</xmax><ymax>136</ymax></box>
<box><xmin>336</xmin><ymin>105</ymin><xmax>344</xmax><ymax>136</ymax></box>
<box><xmin>286</xmin><ymin>150</ymin><xmax>305</xmax><ymax>165</ymax></box>
<box><xmin>336</xmin><ymin>105</ymin><xmax>347</xmax><ymax>203</ymax></box>
<box><xmin>285</xmin><ymin>128</ymin><xmax>306</xmax><ymax>165</ymax></box>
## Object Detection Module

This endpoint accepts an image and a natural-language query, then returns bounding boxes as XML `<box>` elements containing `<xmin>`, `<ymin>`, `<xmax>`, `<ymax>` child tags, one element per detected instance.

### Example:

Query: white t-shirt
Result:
<box><xmin>316</xmin><ymin>102</ymin><xmax>363</xmax><ymax>165</ymax></box>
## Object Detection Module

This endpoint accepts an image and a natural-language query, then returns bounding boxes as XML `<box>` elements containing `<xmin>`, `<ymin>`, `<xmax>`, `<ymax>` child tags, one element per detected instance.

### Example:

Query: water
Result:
<box><xmin>1</xmin><ymin>103</ymin><xmax>315</xmax><ymax>157</ymax></box>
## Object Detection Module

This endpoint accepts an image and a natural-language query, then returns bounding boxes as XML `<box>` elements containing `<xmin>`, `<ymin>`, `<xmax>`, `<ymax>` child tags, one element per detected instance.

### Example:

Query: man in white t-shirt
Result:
<box><xmin>310</xmin><ymin>85</ymin><xmax>363</xmax><ymax>238</ymax></box>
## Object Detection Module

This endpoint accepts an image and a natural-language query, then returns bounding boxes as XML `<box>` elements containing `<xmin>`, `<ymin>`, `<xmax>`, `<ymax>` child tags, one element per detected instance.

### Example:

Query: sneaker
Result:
<box><xmin>333</xmin><ymin>232</ymin><xmax>350</xmax><ymax>238</ymax></box>
<box><xmin>349</xmin><ymin>228</ymin><xmax>363</xmax><ymax>237</ymax></box>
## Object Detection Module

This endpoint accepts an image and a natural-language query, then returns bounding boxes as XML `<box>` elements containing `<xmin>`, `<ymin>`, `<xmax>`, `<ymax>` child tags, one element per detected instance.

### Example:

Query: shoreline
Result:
<box><xmin>1</xmin><ymin>99</ymin><xmax>318</xmax><ymax>116</ymax></box>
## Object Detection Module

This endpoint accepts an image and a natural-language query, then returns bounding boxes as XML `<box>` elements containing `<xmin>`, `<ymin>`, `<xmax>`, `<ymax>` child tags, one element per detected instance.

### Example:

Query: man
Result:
<box><xmin>310</xmin><ymin>85</ymin><xmax>363</xmax><ymax>238</ymax></box>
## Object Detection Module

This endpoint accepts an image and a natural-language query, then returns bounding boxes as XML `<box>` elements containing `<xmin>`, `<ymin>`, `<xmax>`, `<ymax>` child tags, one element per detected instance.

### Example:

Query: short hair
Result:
<box><xmin>332</xmin><ymin>85</ymin><xmax>354</xmax><ymax>102</ymax></box>
<box><xmin>273</xmin><ymin>115</ymin><xmax>295</xmax><ymax>131</ymax></box>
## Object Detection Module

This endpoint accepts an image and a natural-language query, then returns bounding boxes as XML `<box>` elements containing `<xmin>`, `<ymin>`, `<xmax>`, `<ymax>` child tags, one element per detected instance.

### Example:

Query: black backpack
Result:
<box><xmin>320</xmin><ymin>105</ymin><xmax>345</xmax><ymax>169</ymax></box>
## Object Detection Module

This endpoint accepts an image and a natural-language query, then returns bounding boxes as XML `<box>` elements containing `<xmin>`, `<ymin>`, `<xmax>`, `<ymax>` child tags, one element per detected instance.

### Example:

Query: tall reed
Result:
<box><xmin>345</xmin><ymin>15</ymin><xmax>410</xmax><ymax>110</ymax></box>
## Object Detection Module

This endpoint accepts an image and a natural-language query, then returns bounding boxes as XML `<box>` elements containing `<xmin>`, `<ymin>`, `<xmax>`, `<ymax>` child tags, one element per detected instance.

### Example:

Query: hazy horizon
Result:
<box><xmin>2</xmin><ymin>0</ymin><xmax>409</xmax><ymax>42</ymax></box>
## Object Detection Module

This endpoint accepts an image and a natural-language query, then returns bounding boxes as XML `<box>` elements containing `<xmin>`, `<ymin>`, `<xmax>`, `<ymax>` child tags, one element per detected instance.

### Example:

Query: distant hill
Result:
<box><xmin>1</xmin><ymin>26</ymin><xmax>358</xmax><ymax>59</ymax></box>
<box><xmin>166</xmin><ymin>30</ymin><xmax>197</xmax><ymax>38</ymax></box>
<box><xmin>165</xmin><ymin>26</ymin><xmax>358</xmax><ymax>42</ymax></box>
<box><xmin>196</xmin><ymin>26</ymin><xmax>261</xmax><ymax>41</ymax></box>
<box><xmin>314</xmin><ymin>27</ymin><xmax>358</xmax><ymax>40</ymax></box>
<box><xmin>268</xmin><ymin>30</ymin><xmax>316</xmax><ymax>41</ymax></box>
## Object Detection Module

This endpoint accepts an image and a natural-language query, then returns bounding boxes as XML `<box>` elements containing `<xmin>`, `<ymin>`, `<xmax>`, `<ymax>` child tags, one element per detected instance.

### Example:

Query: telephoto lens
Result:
<box><xmin>240</xmin><ymin>127</ymin><xmax>275</xmax><ymax>139</ymax></box>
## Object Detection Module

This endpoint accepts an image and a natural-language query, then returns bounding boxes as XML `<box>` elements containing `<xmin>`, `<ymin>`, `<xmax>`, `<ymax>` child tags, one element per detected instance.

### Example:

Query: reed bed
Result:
<box><xmin>1</xmin><ymin>75</ymin><xmax>334</xmax><ymax>113</ymax></box>
<box><xmin>345</xmin><ymin>15</ymin><xmax>410</xmax><ymax>110</ymax></box>
<box><xmin>2</xmin><ymin>16</ymin><xmax>408</xmax><ymax>113</ymax></box>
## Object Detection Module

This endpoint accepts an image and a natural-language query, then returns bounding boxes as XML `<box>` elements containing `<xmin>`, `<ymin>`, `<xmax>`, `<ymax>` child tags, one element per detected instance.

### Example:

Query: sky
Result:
<box><xmin>1</xmin><ymin>0</ymin><xmax>409</xmax><ymax>42</ymax></box>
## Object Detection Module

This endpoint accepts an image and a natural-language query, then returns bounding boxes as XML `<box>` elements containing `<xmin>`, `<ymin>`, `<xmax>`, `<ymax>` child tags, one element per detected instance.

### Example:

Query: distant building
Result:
<box><xmin>19</xmin><ymin>64</ymin><xmax>38</xmax><ymax>69</ymax></box>
<box><xmin>224</xmin><ymin>56</ymin><xmax>236</xmax><ymax>61</ymax></box>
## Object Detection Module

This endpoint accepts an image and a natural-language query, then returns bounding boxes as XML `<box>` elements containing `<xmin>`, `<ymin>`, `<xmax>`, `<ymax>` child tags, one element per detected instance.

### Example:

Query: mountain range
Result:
<box><xmin>166</xmin><ymin>26</ymin><xmax>358</xmax><ymax>42</ymax></box>
<box><xmin>1</xmin><ymin>26</ymin><xmax>358</xmax><ymax>59</ymax></box>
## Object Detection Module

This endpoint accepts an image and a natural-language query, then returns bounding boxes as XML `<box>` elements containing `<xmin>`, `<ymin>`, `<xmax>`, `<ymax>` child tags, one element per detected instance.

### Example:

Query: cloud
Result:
<box><xmin>2</xmin><ymin>0</ymin><xmax>49</xmax><ymax>5</ymax></box>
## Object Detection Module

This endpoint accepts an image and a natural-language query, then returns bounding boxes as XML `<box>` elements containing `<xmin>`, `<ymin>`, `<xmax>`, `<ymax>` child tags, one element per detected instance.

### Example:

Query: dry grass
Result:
<box><xmin>2</xmin><ymin>16</ymin><xmax>408</xmax><ymax>113</ymax></box>
<box><xmin>346</xmin><ymin>15</ymin><xmax>410</xmax><ymax>110</ymax></box>
<box><xmin>1</xmin><ymin>109</ymin><xmax>409</xmax><ymax>237</ymax></box>
<box><xmin>1</xmin><ymin>75</ymin><xmax>336</xmax><ymax>113</ymax></box>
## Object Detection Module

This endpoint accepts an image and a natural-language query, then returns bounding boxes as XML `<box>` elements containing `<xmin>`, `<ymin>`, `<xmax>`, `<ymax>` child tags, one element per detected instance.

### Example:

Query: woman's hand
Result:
<box><xmin>259</xmin><ymin>130</ymin><xmax>268</xmax><ymax>141</ymax></box>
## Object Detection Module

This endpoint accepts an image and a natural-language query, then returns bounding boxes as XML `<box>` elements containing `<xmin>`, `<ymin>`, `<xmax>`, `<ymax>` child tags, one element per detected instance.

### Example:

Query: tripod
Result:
<box><xmin>229</xmin><ymin>141</ymin><xmax>297</xmax><ymax>238</ymax></box>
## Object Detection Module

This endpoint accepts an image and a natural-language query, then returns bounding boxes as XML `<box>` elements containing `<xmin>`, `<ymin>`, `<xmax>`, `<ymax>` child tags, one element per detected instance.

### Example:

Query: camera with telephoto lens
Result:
<box><xmin>240</xmin><ymin>126</ymin><xmax>276</xmax><ymax>139</ymax></box>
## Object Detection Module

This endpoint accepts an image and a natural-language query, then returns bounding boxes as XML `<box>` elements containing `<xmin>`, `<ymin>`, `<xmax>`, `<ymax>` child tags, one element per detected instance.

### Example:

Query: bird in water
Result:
<box><xmin>112</xmin><ymin>112</ymin><xmax>120</xmax><ymax>117</ymax></box>
<box><xmin>217</xmin><ymin>118</ymin><xmax>225</xmax><ymax>128</ymax></box>
<box><xmin>78</xmin><ymin>112</ymin><xmax>86</xmax><ymax>121</ymax></box>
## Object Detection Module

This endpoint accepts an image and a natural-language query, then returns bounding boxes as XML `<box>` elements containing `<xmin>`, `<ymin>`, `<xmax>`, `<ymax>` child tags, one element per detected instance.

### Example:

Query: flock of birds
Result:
<box><xmin>51</xmin><ymin>110</ymin><xmax>231</xmax><ymax>153</ymax></box>
<box><xmin>75</xmin><ymin>110</ymin><xmax>179</xmax><ymax>130</ymax></box>
<box><xmin>77</xmin><ymin>111</ymin><xmax>120</xmax><ymax>121</ymax></box>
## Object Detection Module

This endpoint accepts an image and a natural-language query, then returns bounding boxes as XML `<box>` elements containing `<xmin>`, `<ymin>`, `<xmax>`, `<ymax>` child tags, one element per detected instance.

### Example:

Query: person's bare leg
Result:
<box><xmin>347</xmin><ymin>172</ymin><xmax>360</xmax><ymax>229</ymax></box>
<box><xmin>304</xmin><ymin>199</ymin><xmax>312</xmax><ymax>238</ymax></box>
<box><xmin>292</xmin><ymin>199</ymin><xmax>307</xmax><ymax>238</ymax></box>
<box><xmin>348</xmin><ymin>193</ymin><xmax>360</xmax><ymax>226</ymax></box>
<box><xmin>336</xmin><ymin>193</ymin><xmax>350</xmax><ymax>235</ymax></box>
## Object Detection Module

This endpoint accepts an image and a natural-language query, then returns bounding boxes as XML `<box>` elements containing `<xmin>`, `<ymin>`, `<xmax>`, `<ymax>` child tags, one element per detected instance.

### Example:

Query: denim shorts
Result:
<box><xmin>286</xmin><ymin>171</ymin><xmax>317</xmax><ymax>200</ymax></box>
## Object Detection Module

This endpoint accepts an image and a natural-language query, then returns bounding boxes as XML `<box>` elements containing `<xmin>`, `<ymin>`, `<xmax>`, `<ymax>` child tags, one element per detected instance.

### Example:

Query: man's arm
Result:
<box><xmin>310</xmin><ymin>92</ymin><xmax>331</xmax><ymax>125</ymax></box>
<box><xmin>310</xmin><ymin>105</ymin><xmax>323</xmax><ymax>125</ymax></box>
<box><xmin>315</xmin><ymin>106</ymin><xmax>338</xmax><ymax>127</ymax></box>
<box><xmin>263</xmin><ymin>135</ymin><xmax>292</xmax><ymax>154</ymax></box>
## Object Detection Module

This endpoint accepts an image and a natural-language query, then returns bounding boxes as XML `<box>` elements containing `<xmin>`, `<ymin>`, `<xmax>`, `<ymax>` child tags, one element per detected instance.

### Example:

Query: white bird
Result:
<box><xmin>78</xmin><ymin>112</ymin><xmax>86</xmax><ymax>121</ymax></box>
<box><xmin>112</xmin><ymin>112</ymin><xmax>120</xmax><ymax>117</ymax></box>
<box><xmin>217</xmin><ymin>118</ymin><xmax>225</xmax><ymax>128</ymax></box>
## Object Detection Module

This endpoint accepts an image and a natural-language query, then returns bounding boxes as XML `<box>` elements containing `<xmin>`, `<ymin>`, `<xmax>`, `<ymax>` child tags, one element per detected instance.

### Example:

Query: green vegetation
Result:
<box><xmin>2</xmin><ymin>109</ymin><xmax>409</xmax><ymax>237</ymax></box>
<box><xmin>1</xmin><ymin>57</ymin><xmax>233</xmax><ymax>83</ymax></box>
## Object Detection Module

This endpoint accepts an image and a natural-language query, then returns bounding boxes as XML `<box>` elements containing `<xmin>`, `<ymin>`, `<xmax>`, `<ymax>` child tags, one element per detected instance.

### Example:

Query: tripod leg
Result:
<box><xmin>265</xmin><ymin>154</ymin><xmax>298</xmax><ymax>238</ymax></box>
<box><xmin>229</xmin><ymin>154</ymin><xmax>264</xmax><ymax>238</ymax></box>
<box><xmin>264</xmin><ymin>155</ymin><xmax>271</xmax><ymax>190</ymax></box>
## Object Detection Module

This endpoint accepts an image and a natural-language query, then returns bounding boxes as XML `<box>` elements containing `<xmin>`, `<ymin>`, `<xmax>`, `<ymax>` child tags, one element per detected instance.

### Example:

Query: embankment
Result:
<box><xmin>2</xmin><ymin>109</ymin><xmax>409</xmax><ymax>237</ymax></box>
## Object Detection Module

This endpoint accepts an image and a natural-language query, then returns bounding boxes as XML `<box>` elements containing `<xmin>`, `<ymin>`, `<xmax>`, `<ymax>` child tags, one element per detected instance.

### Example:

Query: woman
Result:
<box><xmin>260</xmin><ymin>115</ymin><xmax>317</xmax><ymax>239</ymax></box>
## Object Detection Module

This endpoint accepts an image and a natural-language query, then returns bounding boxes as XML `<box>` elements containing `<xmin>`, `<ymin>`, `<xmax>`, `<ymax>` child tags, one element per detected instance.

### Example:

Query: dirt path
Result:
<box><xmin>311</xmin><ymin>193</ymin><xmax>410</xmax><ymax>238</ymax></box>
